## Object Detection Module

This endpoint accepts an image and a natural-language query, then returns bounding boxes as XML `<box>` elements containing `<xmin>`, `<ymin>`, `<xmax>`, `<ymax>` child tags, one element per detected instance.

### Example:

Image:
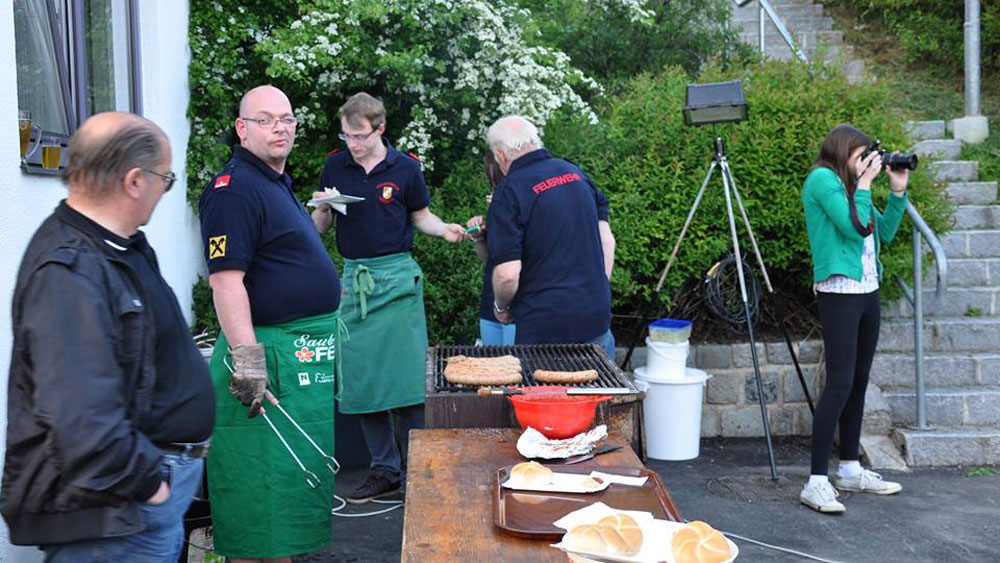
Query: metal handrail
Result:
<box><xmin>734</xmin><ymin>0</ymin><xmax>808</xmax><ymax>62</ymax></box>
<box><xmin>894</xmin><ymin>200</ymin><xmax>948</xmax><ymax>430</ymax></box>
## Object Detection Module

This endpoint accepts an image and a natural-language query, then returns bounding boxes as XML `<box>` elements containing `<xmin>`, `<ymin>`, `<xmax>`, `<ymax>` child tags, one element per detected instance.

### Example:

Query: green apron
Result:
<box><xmin>338</xmin><ymin>252</ymin><xmax>427</xmax><ymax>414</ymax></box>
<box><xmin>207</xmin><ymin>310</ymin><xmax>339</xmax><ymax>558</ymax></box>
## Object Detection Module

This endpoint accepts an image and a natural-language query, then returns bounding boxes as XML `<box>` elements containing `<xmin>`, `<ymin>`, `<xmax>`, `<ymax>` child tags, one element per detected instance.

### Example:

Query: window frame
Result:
<box><xmin>20</xmin><ymin>0</ymin><xmax>143</xmax><ymax>175</ymax></box>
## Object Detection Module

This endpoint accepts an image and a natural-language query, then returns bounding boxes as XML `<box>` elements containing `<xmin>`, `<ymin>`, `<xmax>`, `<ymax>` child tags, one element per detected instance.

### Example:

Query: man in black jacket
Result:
<box><xmin>2</xmin><ymin>112</ymin><xmax>215</xmax><ymax>562</ymax></box>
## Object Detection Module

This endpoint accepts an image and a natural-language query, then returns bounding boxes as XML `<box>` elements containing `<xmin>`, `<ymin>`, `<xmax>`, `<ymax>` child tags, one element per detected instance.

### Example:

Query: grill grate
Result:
<box><xmin>429</xmin><ymin>343</ymin><xmax>637</xmax><ymax>393</ymax></box>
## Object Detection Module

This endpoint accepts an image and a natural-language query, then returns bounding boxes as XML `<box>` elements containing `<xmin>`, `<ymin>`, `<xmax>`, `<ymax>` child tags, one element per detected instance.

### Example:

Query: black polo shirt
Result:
<box><xmin>486</xmin><ymin>149</ymin><xmax>611</xmax><ymax>344</ymax></box>
<box><xmin>62</xmin><ymin>204</ymin><xmax>215</xmax><ymax>443</ymax></box>
<box><xmin>199</xmin><ymin>145</ymin><xmax>341</xmax><ymax>326</ymax></box>
<box><xmin>319</xmin><ymin>140</ymin><xmax>430</xmax><ymax>259</ymax></box>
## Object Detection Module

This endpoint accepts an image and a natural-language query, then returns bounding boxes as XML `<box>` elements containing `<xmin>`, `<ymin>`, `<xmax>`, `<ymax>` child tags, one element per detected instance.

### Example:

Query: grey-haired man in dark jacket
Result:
<box><xmin>2</xmin><ymin>112</ymin><xmax>215</xmax><ymax>561</ymax></box>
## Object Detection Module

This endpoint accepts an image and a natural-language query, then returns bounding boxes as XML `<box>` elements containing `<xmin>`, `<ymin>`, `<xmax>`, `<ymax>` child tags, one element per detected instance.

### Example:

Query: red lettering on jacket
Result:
<box><xmin>532</xmin><ymin>173</ymin><xmax>581</xmax><ymax>194</ymax></box>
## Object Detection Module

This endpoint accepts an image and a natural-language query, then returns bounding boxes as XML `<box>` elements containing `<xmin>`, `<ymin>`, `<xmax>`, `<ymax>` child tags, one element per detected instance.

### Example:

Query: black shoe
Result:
<box><xmin>344</xmin><ymin>471</ymin><xmax>401</xmax><ymax>504</ymax></box>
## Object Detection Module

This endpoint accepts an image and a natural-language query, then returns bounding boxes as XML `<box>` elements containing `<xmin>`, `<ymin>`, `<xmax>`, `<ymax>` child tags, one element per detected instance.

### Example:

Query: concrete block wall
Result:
<box><xmin>621</xmin><ymin>339</ymin><xmax>826</xmax><ymax>438</ymax></box>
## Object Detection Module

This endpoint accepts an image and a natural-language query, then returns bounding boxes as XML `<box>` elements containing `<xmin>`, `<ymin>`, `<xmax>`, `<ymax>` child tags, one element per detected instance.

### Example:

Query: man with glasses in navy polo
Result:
<box><xmin>199</xmin><ymin>85</ymin><xmax>343</xmax><ymax>560</ymax></box>
<box><xmin>311</xmin><ymin>92</ymin><xmax>467</xmax><ymax>504</ymax></box>
<box><xmin>485</xmin><ymin>115</ymin><xmax>617</xmax><ymax>359</ymax></box>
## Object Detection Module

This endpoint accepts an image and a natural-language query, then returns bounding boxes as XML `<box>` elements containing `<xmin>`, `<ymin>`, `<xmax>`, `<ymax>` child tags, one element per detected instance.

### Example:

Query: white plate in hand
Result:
<box><xmin>502</xmin><ymin>472</ymin><xmax>610</xmax><ymax>494</ymax></box>
<box><xmin>307</xmin><ymin>193</ymin><xmax>364</xmax><ymax>206</ymax></box>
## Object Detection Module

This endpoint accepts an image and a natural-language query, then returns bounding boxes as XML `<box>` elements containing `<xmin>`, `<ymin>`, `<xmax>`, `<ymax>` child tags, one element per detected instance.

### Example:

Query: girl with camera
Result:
<box><xmin>800</xmin><ymin>124</ymin><xmax>908</xmax><ymax>514</ymax></box>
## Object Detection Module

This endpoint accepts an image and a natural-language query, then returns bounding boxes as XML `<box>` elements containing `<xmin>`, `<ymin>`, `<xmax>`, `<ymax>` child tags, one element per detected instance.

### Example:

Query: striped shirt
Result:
<box><xmin>814</xmin><ymin>233</ymin><xmax>879</xmax><ymax>294</ymax></box>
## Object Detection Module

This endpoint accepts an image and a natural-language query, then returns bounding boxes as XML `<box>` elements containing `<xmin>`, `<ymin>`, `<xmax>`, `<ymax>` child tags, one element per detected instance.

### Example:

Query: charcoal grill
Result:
<box><xmin>425</xmin><ymin>344</ymin><xmax>646</xmax><ymax>459</ymax></box>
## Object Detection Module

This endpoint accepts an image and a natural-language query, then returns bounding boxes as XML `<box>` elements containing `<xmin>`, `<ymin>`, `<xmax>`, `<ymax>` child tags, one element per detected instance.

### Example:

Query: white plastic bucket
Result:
<box><xmin>634</xmin><ymin>366</ymin><xmax>711</xmax><ymax>461</ymax></box>
<box><xmin>644</xmin><ymin>337</ymin><xmax>689</xmax><ymax>381</ymax></box>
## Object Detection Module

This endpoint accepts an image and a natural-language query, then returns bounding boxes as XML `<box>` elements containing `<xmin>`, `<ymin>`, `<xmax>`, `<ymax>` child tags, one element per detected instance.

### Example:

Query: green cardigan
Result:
<box><xmin>802</xmin><ymin>167</ymin><xmax>909</xmax><ymax>283</ymax></box>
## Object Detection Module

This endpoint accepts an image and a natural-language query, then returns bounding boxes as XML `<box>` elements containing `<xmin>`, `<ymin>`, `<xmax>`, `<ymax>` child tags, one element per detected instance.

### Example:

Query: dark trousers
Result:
<box><xmin>359</xmin><ymin>403</ymin><xmax>425</xmax><ymax>481</ymax></box>
<box><xmin>811</xmin><ymin>290</ymin><xmax>881</xmax><ymax>476</ymax></box>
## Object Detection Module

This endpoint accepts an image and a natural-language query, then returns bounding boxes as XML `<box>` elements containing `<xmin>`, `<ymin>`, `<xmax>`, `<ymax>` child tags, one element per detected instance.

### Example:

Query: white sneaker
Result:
<box><xmin>800</xmin><ymin>480</ymin><xmax>846</xmax><ymax>513</ymax></box>
<box><xmin>833</xmin><ymin>469</ymin><xmax>902</xmax><ymax>495</ymax></box>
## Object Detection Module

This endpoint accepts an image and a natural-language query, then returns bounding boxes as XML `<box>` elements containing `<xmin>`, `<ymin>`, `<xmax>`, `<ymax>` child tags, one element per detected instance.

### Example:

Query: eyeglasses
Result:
<box><xmin>144</xmin><ymin>169</ymin><xmax>177</xmax><ymax>192</ymax></box>
<box><xmin>338</xmin><ymin>128</ymin><xmax>379</xmax><ymax>143</ymax></box>
<box><xmin>241</xmin><ymin>116</ymin><xmax>298</xmax><ymax>129</ymax></box>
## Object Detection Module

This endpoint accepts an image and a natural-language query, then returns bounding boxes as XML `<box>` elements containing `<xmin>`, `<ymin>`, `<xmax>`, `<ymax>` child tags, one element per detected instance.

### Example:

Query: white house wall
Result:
<box><xmin>0</xmin><ymin>2</ymin><xmax>200</xmax><ymax>560</ymax></box>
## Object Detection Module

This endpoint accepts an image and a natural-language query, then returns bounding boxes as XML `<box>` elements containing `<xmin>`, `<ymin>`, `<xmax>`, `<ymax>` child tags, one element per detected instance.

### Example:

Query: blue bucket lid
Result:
<box><xmin>649</xmin><ymin>318</ymin><xmax>693</xmax><ymax>331</ymax></box>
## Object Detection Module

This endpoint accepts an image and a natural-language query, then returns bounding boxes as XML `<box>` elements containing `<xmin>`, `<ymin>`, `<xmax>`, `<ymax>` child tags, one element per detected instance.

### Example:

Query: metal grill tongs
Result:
<box><xmin>224</xmin><ymin>356</ymin><xmax>340</xmax><ymax>489</ymax></box>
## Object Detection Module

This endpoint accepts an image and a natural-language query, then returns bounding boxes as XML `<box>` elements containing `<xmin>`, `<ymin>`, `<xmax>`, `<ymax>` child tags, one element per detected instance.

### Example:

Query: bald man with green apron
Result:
<box><xmin>200</xmin><ymin>86</ymin><xmax>343</xmax><ymax>560</ymax></box>
<box><xmin>312</xmin><ymin>93</ymin><xmax>467</xmax><ymax>503</ymax></box>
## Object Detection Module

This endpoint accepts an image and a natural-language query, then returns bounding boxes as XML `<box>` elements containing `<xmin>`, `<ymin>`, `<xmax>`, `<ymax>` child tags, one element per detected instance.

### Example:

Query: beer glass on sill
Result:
<box><xmin>18</xmin><ymin>110</ymin><xmax>41</xmax><ymax>162</ymax></box>
<box><xmin>41</xmin><ymin>134</ymin><xmax>62</xmax><ymax>170</ymax></box>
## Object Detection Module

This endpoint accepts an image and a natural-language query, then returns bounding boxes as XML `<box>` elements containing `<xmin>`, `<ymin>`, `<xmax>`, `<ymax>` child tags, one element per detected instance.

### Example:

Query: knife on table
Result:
<box><xmin>563</xmin><ymin>445</ymin><xmax>623</xmax><ymax>465</ymax></box>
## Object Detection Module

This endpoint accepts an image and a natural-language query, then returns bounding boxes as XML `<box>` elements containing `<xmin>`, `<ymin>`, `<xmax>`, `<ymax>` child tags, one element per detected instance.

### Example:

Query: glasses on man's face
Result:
<box><xmin>338</xmin><ymin>128</ymin><xmax>379</xmax><ymax>143</ymax></box>
<box><xmin>241</xmin><ymin>116</ymin><xmax>298</xmax><ymax>129</ymax></box>
<box><xmin>144</xmin><ymin>169</ymin><xmax>177</xmax><ymax>192</ymax></box>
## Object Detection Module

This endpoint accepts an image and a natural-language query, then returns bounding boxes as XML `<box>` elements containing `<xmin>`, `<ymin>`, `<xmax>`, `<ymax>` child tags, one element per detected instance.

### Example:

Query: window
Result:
<box><xmin>14</xmin><ymin>0</ymin><xmax>142</xmax><ymax>174</ymax></box>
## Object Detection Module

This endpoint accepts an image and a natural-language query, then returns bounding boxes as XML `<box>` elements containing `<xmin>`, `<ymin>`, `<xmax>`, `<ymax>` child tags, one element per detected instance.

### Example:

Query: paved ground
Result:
<box><xmin>295</xmin><ymin>437</ymin><xmax>1000</xmax><ymax>562</ymax></box>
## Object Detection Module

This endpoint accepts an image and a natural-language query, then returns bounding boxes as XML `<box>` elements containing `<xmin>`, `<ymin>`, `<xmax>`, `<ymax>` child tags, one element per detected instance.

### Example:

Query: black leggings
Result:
<box><xmin>811</xmin><ymin>290</ymin><xmax>881</xmax><ymax>475</ymax></box>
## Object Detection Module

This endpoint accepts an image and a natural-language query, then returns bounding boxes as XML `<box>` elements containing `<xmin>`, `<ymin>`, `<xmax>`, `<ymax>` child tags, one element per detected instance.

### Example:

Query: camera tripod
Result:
<box><xmin>655</xmin><ymin>137</ymin><xmax>815</xmax><ymax>481</ymax></box>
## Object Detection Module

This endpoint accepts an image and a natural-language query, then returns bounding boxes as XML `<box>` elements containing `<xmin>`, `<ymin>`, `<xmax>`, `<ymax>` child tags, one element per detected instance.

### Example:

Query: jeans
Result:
<box><xmin>43</xmin><ymin>454</ymin><xmax>204</xmax><ymax>563</ymax></box>
<box><xmin>359</xmin><ymin>403</ymin><xmax>425</xmax><ymax>481</ymax></box>
<box><xmin>587</xmin><ymin>329</ymin><xmax>617</xmax><ymax>362</ymax></box>
<box><xmin>479</xmin><ymin>318</ymin><xmax>516</xmax><ymax>346</ymax></box>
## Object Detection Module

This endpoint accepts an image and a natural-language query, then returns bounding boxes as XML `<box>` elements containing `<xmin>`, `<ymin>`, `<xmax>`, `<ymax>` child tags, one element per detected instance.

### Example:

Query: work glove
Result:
<box><xmin>229</xmin><ymin>343</ymin><xmax>268</xmax><ymax>418</ymax></box>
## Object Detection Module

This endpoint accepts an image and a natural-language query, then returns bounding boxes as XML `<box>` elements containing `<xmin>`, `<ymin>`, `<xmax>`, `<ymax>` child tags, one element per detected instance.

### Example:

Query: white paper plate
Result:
<box><xmin>554</xmin><ymin>519</ymin><xmax>739</xmax><ymax>563</ymax></box>
<box><xmin>307</xmin><ymin>193</ymin><xmax>364</xmax><ymax>206</ymax></box>
<box><xmin>502</xmin><ymin>471</ymin><xmax>611</xmax><ymax>494</ymax></box>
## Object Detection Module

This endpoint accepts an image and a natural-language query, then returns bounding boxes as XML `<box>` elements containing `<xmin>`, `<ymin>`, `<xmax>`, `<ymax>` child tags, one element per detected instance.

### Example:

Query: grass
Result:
<box><xmin>964</xmin><ymin>467</ymin><xmax>999</xmax><ymax>478</ymax></box>
<box><xmin>819</xmin><ymin>1</ymin><xmax>1000</xmax><ymax>190</ymax></box>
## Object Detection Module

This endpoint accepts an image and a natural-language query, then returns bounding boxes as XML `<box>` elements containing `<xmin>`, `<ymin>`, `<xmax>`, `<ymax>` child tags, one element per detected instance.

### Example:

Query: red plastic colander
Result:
<box><xmin>508</xmin><ymin>386</ymin><xmax>610</xmax><ymax>439</ymax></box>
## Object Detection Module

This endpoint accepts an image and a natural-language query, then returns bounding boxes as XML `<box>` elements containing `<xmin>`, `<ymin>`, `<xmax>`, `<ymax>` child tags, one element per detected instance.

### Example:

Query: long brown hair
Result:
<box><xmin>484</xmin><ymin>150</ymin><xmax>503</xmax><ymax>189</ymax></box>
<box><xmin>812</xmin><ymin>124</ymin><xmax>872</xmax><ymax>237</ymax></box>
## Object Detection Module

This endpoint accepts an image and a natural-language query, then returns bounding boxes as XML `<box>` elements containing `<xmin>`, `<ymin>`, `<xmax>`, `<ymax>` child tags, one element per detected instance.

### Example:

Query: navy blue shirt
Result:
<box><xmin>319</xmin><ymin>140</ymin><xmax>430</xmax><ymax>259</ymax></box>
<box><xmin>487</xmin><ymin>149</ymin><xmax>611</xmax><ymax>344</ymax></box>
<box><xmin>199</xmin><ymin>145</ymin><xmax>341</xmax><ymax>326</ymax></box>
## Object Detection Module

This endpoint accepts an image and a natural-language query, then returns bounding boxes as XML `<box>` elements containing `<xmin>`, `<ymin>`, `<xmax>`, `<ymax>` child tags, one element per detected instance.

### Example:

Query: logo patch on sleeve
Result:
<box><xmin>208</xmin><ymin>235</ymin><xmax>227</xmax><ymax>259</ymax></box>
<box><xmin>214</xmin><ymin>175</ymin><xmax>231</xmax><ymax>189</ymax></box>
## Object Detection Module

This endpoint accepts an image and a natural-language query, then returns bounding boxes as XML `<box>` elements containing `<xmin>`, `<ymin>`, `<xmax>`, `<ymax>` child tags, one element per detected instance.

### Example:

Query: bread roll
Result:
<box><xmin>564</xmin><ymin>512</ymin><xmax>642</xmax><ymax>556</ymax></box>
<box><xmin>564</xmin><ymin>524</ymin><xmax>635</xmax><ymax>557</ymax></box>
<box><xmin>671</xmin><ymin>520</ymin><xmax>731</xmax><ymax>563</ymax></box>
<box><xmin>508</xmin><ymin>461</ymin><xmax>553</xmax><ymax>487</ymax></box>
<box><xmin>597</xmin><ymin>513</ymin><xmax>643</xmax><ymax>551</ymax></box>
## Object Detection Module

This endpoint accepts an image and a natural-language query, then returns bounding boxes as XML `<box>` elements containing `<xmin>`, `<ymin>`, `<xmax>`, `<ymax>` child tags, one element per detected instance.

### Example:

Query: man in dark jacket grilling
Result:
<box><xmin>1</xmin><ymin>112</ymin><xmax>215</xmax><ymax>562</ymax></box>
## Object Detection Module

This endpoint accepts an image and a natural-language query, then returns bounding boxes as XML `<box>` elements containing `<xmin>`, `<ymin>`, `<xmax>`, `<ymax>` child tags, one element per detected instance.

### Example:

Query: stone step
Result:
<box><xmin>878</xmin><ymin>316</ymin><xmax>1000</xmax><ymax>352</ymax></box>
<box><xmin>939</xmin><ymin>229</ymin><xmax>1000</xmax><ymax>258</ymax></box>
<box><xmin>871</xmin><ymin>352</ymin><xmax>1000</xmax><ymax>388</ymax></box>
<box><xmin>905</xmin><ymin>120</ymin><xmax>947</xmax><ymax>141</ymax></box>
<box><xmin>884</xmin><ymin>386</ymin><xmax>1000</xmax><ymax>427</ymax></box>
<box><xmin>952</xmin><ymin>205</ymin><xmax>1000</xmax><ymax>229</ymax></box>
<box><xmin>892</xmin><ymin>425</ymin><xmax>1000</xmax><ymax>466</ymax></box>
<box><xmin>928</xmin><ymin>160</ymin><xmax>979</xmax><ymax>182</ymax></box>
<box><xmin>885</xmin><ymin>286</ymin><xmax>1000</xmax><ymax>318</ymax></box>
<box><xmin>733</xmin><ymin>4</ymin><xmax>823</xmax><ymax>21</ymax></box>
<box><xmin>734</xmin><ymin>16</ymin><xmax>834</xmax><ymax>33</ymax></box>
<box><xmin>737</xmin><ymin>28</ymin><xmax>841</xmax><ymax>47</ymax></box>
<box><xmin>912</xmin><ymin>139</ymin><xmax>962</xmax><ymax>159</ymax></box>
<box><xmin>945</xmin><ymin>181</ymin><xmax>998</xmax><ymax>204</ymax></box>
<box><xmin>925</xmin><ymin>257</ymin><xmax>1000</xmax><ymax>287</ymax></box>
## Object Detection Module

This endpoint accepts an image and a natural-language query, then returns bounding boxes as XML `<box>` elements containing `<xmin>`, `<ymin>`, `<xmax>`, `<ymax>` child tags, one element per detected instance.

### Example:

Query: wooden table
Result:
<box><xmin>401</xmin><ymin>428</ymin><xmax>680</xmax><ymax>562</ymax></box>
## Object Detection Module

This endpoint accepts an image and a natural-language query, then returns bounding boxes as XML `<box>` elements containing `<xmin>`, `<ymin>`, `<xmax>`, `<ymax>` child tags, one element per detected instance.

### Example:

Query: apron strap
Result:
<box><xmin>335</xmin><ymin>315</ymin><xmax>350</xmax><ymax>402</ymax></box>
<box><xmin>352</xmin><ymin>265</ymin><xmax>375</xmax><ymax>320</ymax></box>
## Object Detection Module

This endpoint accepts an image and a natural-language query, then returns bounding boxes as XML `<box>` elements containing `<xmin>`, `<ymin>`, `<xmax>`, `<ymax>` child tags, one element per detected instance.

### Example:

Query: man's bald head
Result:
<box><xmin>485</xmin><ymin>115</ymin><xmax>543</xmax><ymax>161</ymax></box>
<box><xmin>63</xmin><ymin>112</ymin><xmax>169</xmax><ymax>197</ymax></box>
<box><xmin>235</xmin><ymin>85</ymin><xmax>296</xmax><ymax>172</ymax></box>
<box><xmin>239</xmin><ymin>85</ymin><xmax>291</xmax><ymax>118</ymax></box>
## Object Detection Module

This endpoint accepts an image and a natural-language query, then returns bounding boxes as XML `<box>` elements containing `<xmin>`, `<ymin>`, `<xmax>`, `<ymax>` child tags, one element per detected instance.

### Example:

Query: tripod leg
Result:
<box><xmin>720</xmin><ymin>159</ymin><xmax>779</xmax><ymax>481</ymax></box>
<box><xmin>721</xmin><ymin>160</ymin><xmax>774</xmax><ymax>293</ymax></box>
<box><xmin>781</xmin><ymin>315</ymin><xmax>816</xmax><ymax>414</ymax></box>
<box><xmin>656</xmin><ymin>160</ymin><xmax>718</xmax><ymax>293</ymax></box>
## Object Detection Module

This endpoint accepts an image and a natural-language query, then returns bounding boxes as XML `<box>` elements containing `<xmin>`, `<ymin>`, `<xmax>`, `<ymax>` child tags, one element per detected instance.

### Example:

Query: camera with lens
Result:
<box><xmin>861</xmin><ymin>139</ymin><xmax>919</xmax><ymax>171</ymax></box>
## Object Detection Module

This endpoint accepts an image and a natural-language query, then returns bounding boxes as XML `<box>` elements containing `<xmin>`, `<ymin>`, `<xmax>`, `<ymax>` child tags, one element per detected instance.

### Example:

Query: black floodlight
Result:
<box><xmin>682</xmin><ymin>80</ymin><xmax>748</xmax><ymax>127</ymax></box>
